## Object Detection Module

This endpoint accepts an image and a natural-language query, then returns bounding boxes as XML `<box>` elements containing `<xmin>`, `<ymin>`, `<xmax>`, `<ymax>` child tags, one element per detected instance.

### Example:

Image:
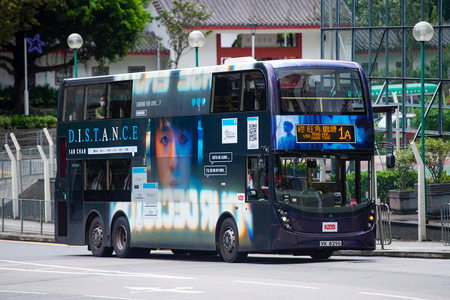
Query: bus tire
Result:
<box><xmin>172</xmin><ymin>249</ymin><xmax>189</xmax><ymax>255</ymax></box>
<box><xmin>112</xmin><ymin>216</ymin><xmax>136</xmax><ymax>258</ymax></box>
<box><xmin>218</xmin><ymin>218</ymin><xmax>247</xmax><ymax>263</ymax></box>
<box><xmin>88</xmin><ymin>217</ymin><xmax>113</xmax><ymax>257</ymax></box>
<box><xmin>310</xmin><ymin>250</ymin><xmax>333</xmax><ymax>260</ymax></box>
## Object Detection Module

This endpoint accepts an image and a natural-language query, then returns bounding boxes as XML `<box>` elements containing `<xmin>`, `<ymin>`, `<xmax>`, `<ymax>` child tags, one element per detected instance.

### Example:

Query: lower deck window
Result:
<box><xmin>84</xmin><ymin>159</ymin><xmax>131</xmax><ymax>202</ymax></box>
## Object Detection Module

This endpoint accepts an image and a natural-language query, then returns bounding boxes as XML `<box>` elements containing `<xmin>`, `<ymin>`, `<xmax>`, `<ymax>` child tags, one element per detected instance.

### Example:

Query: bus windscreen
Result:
<box><xmin>277</xmin><ymin>68</ymin><xmax>365</xmax><ymax>115</ymax></box>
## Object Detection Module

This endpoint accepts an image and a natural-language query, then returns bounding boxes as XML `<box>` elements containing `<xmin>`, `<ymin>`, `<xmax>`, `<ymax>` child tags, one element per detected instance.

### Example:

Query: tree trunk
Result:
<box><xmin>8</xmin><ymin>34</ymin><xmax>26</xmax><ymax>114</ymax></box>
<box><xmin>10</xmin><ymin>76</ymin><xmax>25</xmax><ymax>114</ymax></box>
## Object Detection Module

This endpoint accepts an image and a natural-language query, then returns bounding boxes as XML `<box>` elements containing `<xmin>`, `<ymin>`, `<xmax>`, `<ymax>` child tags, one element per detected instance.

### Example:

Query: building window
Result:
<box><xmin>92</xmin><ymin>66</ymin><xmax>109</xmax><ymax>76</ymax></box>
<box><xmin>128</xmin><ymin>66</ymin><xmax>145</xmax><ymax>73</ymax></box>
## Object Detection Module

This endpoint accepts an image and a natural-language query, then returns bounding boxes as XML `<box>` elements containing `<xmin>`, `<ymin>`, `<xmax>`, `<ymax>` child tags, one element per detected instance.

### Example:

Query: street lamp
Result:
<box><xmin>413</xmin><ymin>21</ymin><xmax>434</xmax><ymax>233</ymax></box>
<box><xmin>67</xmin><ymin>33</ymin><xmax>83</xmax><ymax>78</ymax></box>
<box><xmin>248</xmin><ymin>23</ymin><xmax>258</xmax><ymax>58</ymax></box>
<box><xmin>188</xmin><ymin>31</ymin><xmax>205</xmax><ymax>67</ymax></box>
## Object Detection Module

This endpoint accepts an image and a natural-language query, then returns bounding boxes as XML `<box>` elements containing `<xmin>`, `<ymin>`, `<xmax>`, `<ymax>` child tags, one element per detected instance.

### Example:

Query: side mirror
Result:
<box><xmin>258</xmin><ymin>146</ymin><xmax>268</xmax><ymax>168</ymax></box>
<box><xmin>386</xmin><ymin>153</ymin><xmax>395</xmax><ymax>169</ymax></box>
<box><xmin>258</xmin><ymin>154</ymin><xmax>266</xmax><ymax>168</ymax></box>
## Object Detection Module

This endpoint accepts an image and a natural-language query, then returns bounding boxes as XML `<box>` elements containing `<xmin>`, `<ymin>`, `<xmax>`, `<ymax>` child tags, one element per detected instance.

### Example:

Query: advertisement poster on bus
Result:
<box><xmin>111</xmin><ymin>115</ymin><xmax>254</xmax><ymax>249</ymax></box>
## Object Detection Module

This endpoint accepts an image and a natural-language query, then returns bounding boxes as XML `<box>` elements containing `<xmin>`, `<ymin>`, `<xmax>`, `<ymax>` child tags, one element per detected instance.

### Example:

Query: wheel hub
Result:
<box><xmin>222</xmin><ymin>228</ymin><xmax>236</xmax><ymax>253</ymax></box>
<box><xmin>92</xmin><ymin>226</ymin><xmax>103</xmax><ymax>248</ymax></box>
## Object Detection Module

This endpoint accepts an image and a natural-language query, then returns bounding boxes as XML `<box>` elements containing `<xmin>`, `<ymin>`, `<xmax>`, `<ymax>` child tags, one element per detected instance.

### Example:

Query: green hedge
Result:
<box><xmin>0</xmin><ymin>84</ymin><xmax>58</xmax><ymax>109</ymax></box>
<box><xmin>0</xmin><ymin>115</ymin><xmax>56</xmax><ymax>130</ymax></box>
<box><xmin>331</xmin><ymin>169</ymin><xmax>418</xmax><ymax>204</ymax></box>
<box><xmin>377</xmin><ymin>169</ymin><xmax>418</xmax><ymax>204</ymax></box>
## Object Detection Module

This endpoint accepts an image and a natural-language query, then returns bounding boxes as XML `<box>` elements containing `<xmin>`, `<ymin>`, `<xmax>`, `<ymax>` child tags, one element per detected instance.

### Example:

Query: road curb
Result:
<box><xmin>0</xmin><ymin>233</ymin><xmax>55</xmax><ymax>243</ymax></box>
<box><xmin>335</xmin><ymin>250</ymin><xmax>450</xmax><ymax>259</ymax></box>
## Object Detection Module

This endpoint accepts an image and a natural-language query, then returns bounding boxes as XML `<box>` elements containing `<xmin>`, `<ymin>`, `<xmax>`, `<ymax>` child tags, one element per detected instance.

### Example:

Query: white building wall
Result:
<box><xmin>301</xmin><ymin>29</ymin><xmax>321</xmax><ymax>59</ymax></box>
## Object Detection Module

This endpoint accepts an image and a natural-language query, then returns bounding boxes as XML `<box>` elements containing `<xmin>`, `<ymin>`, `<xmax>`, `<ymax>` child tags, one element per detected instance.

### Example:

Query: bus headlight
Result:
<box><xmin>276</xmin><ymin>206</ymin><xmax>293</xmax><ymax>232</ymax></box>
<box><xmin>365</xmin><ymin>205</ymin><xmax>376</xmax><ymax>231</ymax></box>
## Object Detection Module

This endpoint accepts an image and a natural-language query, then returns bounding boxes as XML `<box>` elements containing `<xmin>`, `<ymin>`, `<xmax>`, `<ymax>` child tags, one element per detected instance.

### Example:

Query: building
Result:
<box><xmin>150</xmin><ymin>0</ymin><xmax>323</xmax><ymax>68</ymax></box>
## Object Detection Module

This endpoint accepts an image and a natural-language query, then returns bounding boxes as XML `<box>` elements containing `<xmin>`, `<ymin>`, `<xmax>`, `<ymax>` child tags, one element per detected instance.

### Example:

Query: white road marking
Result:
<box><xmin>0</xmin><ymin>259</ymin><xmax>195</xmax><ymax>280</ymax></box>
<box><xmin>126</xmin><ymin>286</ymin><xmax>205</xmax><ymax>294</ymax></box>
<box><xmin>0</xmin><ymin>290</ymin><xmax>48</xmax><ymax>295</ymax></box>
<box><xmin>85</xmin><ymin>295</ymin><xmax>144</xmax><ymax>300</ymax></box>
<box><xmin>234</xmin><ymin>280</ymin><xmax>319</xmax><ymax>290</ymax></box>
<box><xmin>360</xmin><ymin>292</ymin><xmax>431</xmax><ymax>300</ymax></box>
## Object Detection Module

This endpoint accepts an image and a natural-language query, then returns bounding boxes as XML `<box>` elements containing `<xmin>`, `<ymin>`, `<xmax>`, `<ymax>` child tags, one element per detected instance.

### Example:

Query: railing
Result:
<box><xmin>377</xmin><ymin>203</ymin><xmax>392</xmax><ymax>246</ymax></box>
<box><xmin>1</xmin><ymin>128</ymin><xmax>56</xmax><ymax>150</ymax></box>
<box><xmin>441</xmin><ymin>203</ymin><xmax>450</xmax><ymax>246</ymax></box>
<box><xmin>1</xmin><ymin>198</ymin><xmax>54</xmax><ymax>235</ymax></box>
<box><xmin>0</xmin><ymin>146</ymin><xmax>56</xmax><ymax>180</ymax></box>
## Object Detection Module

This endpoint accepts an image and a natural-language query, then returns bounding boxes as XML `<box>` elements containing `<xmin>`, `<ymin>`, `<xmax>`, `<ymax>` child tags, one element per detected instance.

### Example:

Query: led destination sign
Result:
<box><xmin>296</xmin><ymin>124</ymin><xmax>355</xmax><ymax>143</ymax></box>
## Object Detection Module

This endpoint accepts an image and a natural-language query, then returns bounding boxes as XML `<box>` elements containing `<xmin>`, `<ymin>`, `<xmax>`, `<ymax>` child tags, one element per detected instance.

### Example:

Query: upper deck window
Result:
<box><xmin>276</xmin><ymin>68</ymin><xmax>365</xmax><ymax>115</ymax></box>
<box><xmin>60</xmin><ymin>81</ymin><xmax>132</xmax><ymax>122</ymax></box>
<box><xmin>211</xmin><ymin>70</ymin><xmax>266</xmax><ymax>113</ymax></box>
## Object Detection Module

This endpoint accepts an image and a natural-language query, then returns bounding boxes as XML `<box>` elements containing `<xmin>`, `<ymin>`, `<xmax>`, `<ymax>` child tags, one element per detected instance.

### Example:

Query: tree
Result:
<box><xmin>0</xmin><ymin>0</ymin><xmax>150</xmax><ymax>114</ymax></box>
<box><xmin>159</xmin><ymin>0</ymin><xmax>212</xmax><ymax>69</ymax></box>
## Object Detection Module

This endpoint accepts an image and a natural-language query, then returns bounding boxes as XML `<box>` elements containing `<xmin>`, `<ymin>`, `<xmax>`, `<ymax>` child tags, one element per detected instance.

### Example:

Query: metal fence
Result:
<box><xmin>441</xmin><ymin>203</ymin><xmax>450</xmax><ymax>246</ymax></box>
<box><xmin>1</xmin><ymin>198</ymin><xmax>54</xmax><ymax>235</ymax></box>
<box><xmin>377</xmin><ymin>203</ymin><xmax>392</xmax><ymax>246</ymax></box>
<box><xmin>1</xmin><ymin>128</ymin><xmax>56</xmax><ymax>150</ymax></box>
<box><xmin>0</xmin><ymin>145</ymin><xmax>56</xmax><ymax>179</ymax></box>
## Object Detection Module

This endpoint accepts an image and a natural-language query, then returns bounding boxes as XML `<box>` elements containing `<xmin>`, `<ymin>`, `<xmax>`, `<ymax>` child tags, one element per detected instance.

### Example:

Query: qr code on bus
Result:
<box><xmin>248</xmin><ymin>123</ymin><xmax>257</xmax><ymax>142</ymax></box>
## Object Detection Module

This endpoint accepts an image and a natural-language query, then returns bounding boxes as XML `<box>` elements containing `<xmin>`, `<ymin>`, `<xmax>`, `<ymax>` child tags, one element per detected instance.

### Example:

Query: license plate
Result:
<box><xmin>320</xmin><ymin>241</ymin><xmax>342</xmax><ymax>247</ymax></box>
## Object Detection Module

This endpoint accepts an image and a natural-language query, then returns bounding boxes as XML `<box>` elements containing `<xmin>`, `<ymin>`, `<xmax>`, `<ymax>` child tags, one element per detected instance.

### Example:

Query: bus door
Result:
<box><xmin>68</xmin><ymin>160</ymin><xmax>83</xmax><ymax>224</ymax></box>
<box><xmin>334</xmin><ymin>156</ymin><xmax>372</xmax><ymax>206</ymax></box>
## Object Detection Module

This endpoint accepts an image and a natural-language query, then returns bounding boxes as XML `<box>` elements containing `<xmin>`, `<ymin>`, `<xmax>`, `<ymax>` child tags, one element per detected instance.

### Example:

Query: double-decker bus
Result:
<box><xmin>55</xmin><ymin>58</ymin><xmax>376</xmax><ymax>263</ymax></box>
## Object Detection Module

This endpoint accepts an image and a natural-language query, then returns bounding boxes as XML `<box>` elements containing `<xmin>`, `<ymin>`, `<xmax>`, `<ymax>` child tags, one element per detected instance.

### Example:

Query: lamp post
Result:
<box><xmin>188</xmin><ymin>31</ymin><xmax>205</xmax><ymax>67</ymax></box>
<box><xmin>248</xmin><ymin>23</ymin><xmax>258</xmax><ymax>58</ymax></box>
<box><xmin>67</xmin><ymin>33</ymin><xmax>83</xmax><ymax>78</ymax></box>
<box><xmin>413</xmin><ymin>21</ymin><xmax>434</xmax><ymax>234</ymax></box>
<box><xmin>413</xmin><ymin>21</ymin><xmax>434</xmax><ymax>164</ymax></box>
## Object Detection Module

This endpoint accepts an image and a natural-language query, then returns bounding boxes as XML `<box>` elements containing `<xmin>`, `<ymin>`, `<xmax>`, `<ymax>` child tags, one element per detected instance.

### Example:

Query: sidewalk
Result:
<box><xmin>337</xmin><ymin>240</ymin><xmax>450</xmax><ymax>259</ymax></box>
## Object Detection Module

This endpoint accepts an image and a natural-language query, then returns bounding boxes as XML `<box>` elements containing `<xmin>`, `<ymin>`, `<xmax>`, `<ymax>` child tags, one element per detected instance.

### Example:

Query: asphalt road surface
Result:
<box><xmin>1</xmin><ymin>239</ymin><xmax>449</xmax><ymax>300</ymax></box>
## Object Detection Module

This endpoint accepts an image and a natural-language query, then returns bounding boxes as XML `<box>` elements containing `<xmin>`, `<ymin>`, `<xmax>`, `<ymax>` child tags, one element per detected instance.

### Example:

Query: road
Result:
<box><xmin>1</xmin><ymin>239</ymin><xmax>449</xmax><ymax>300</ymax></box>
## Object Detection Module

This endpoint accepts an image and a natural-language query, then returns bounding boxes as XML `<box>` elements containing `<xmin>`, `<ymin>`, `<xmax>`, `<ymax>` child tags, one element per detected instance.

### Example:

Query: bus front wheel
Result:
<box><xmin>88</xmin><ymin>217</ymin><xmax>113</xmax><ymax>257</ymax></box>
<box><xmin>218</xmin><ymin>218</ymin><xmax>247</xmax><ymax>263</ymax></box>
<box><xmin>310</xmin><ymin>250</ymin><xmax>333</xmax><ymax>260</ymax></box>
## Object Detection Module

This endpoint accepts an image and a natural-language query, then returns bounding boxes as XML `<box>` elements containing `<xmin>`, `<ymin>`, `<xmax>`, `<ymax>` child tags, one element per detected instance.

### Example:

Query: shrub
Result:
<box><xmin>0</xmin><ymin>84</ymin><xmax>58</xmax><ymax>109</ymax></box>
<box><xmin>377</xmin><ymin>169</ymin><xmax>400</xmax><ymax>203</ymax></box>
<box><xmin>395</xmin><ymin>147</ymin><xmax>417</xmax><ymax>190</ymax></box>
<box><xmin>0</xmin><ymin>115</ymin><xmax>56</xmax><ymax>130</ymax></box>
<box><xmin>417</xmin><ymin>137</ymin><xmax>450</xmax><ymax>184</ymax></box>
<box><xmin>29</xmin><ymin>84</ymin><xmax>58</xmax><ymax>109</ymax></box>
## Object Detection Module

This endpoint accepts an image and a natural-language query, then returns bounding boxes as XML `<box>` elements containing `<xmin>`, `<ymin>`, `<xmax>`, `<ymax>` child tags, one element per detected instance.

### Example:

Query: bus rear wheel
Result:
<box><xmin>112</xmin><ymin>216</ymin><xmax>137</xmax><ymax>258</ymax></box>
<box><xmin>218</xmin><ymin>219</ymin><xmax>247</xmax><ymax>263</ymax></box>
<box><xmin>88</xmin><ymin>217</ymin><xmax>113</xmax><ymax>257</ymax></box>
